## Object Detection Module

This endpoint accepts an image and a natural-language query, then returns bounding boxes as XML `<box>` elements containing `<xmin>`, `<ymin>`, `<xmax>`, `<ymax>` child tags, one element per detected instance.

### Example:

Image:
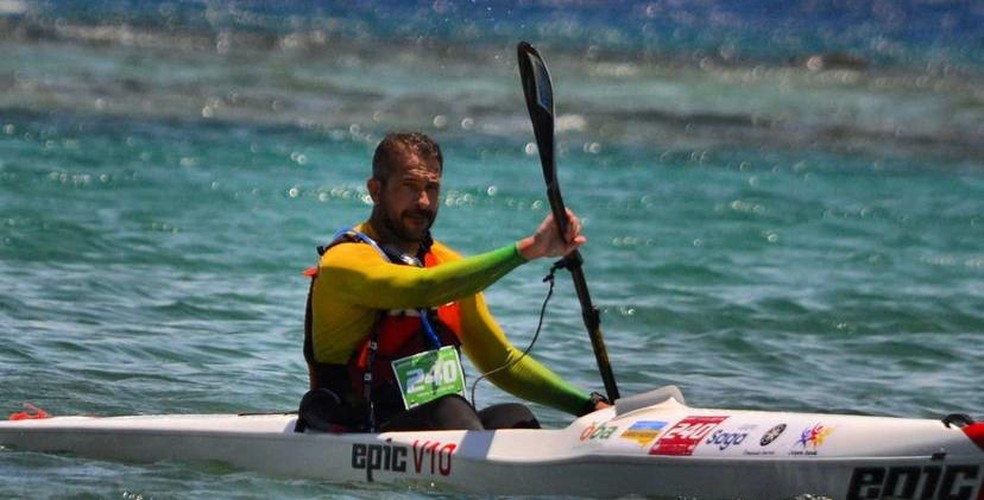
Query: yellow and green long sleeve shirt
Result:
<box><xmin>309</xmin><ymin>222</ymin><xmax>591</xmax><ymax>416</ymax></box>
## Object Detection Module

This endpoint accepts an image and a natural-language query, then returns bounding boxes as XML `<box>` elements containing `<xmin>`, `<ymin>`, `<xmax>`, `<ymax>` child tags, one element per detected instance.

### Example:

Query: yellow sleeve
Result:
<box><xmin>458</xmin><ymin>292</ymin><xmax>592</xmax><ymax>416</ymax></box>
<box><xmin>311</xmin><ymin>238</ymin><xmax>527</xmax><ymax>364</ymax></box>
<box><xmin>319</xmin><ymin>242</ymin><xmax>525</xmax><ymax>310</ymax></box>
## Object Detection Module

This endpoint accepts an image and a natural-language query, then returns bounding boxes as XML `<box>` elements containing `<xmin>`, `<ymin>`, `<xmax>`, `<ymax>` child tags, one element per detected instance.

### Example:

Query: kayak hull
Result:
<box><xmin>3</xmin><ymin>387</ymin><xmax>983</xmax><ymax>498</ymax></box>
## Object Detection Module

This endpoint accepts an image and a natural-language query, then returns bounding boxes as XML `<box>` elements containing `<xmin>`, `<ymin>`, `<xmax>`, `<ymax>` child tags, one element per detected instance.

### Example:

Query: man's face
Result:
<box><xmin>370</xmin><ymin>152</ymin><xmax>442</xmax><ymax>245</ymax></box>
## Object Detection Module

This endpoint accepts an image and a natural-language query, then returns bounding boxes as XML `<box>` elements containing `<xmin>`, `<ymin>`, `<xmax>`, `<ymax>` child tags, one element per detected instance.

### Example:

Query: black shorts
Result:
<box><xmin>297</xmin><ymin>390</ymin><xmax>540</xmax><ymax>432</ymax></box>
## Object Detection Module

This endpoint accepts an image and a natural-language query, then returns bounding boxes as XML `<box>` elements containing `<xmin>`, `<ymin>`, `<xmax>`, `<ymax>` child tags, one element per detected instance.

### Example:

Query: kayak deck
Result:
<box><xmin>3</xmin><ymin>386</ymin><xmax>983</xmax><ymax>498</ymax></box>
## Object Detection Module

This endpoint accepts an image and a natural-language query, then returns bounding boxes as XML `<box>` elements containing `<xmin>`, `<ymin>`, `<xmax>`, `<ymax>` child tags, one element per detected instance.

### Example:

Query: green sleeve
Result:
<box><xmin>458</xmin><ymin>293</ymin><xmax>592</xmax><ymax>416</ymax></box>
<box><xmin>320</xmin><ymin>243</ymin><xmax>527</xmax><ymax>310</ymax></box>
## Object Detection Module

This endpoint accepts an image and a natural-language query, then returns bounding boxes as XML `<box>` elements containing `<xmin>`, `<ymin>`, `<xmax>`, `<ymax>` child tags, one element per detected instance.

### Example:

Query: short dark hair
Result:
<box><xmin>372</xmin><ymin>132</ymin><xmax>443</xmax><ymax>182</ymax></box>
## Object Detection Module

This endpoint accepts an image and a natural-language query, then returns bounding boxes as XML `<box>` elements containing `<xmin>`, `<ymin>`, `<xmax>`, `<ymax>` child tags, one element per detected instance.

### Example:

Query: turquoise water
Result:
<box><xmin>1</xmin><ymin>1</ymin><xmax>982</xmax><ymax>497</ymax></box>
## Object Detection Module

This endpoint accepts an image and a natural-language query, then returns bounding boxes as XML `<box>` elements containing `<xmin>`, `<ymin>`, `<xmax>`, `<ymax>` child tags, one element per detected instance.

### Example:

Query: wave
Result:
<box><xmin>2</xmin><ymin>0</ymin><xmax>981</xmax><ymax>70</ymax></box>
<box><xmin>2</xmin><ymin>2</ymin><xmax>980</xmax><ymax>164</ymax></box>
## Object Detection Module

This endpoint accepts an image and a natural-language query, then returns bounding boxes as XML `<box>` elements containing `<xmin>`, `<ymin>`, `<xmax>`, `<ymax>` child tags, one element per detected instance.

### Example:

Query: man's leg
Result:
<box><xmin>379</xmin><ymin>394</ymin><xmax>484</xmax><ymax>431</ymax></box>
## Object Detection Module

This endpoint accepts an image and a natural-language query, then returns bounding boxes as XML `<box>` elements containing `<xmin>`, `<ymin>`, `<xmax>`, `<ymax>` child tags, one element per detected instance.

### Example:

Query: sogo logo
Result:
<box><xmin>704</xmin><ymin>425</ymin><xmax>756</xmax><ymax>451</ymax></box>
<box><xmin>650</xmin><ymin>416</ymin><xmax>728</xmax><ymax>456</ymax></box>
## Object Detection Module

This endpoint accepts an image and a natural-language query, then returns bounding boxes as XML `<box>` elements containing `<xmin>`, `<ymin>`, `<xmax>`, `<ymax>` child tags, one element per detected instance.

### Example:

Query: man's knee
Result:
<box><xmin>479</xmin><ymin>402</ymin><xmax>541</xmax><ymax>429</ymax></box>
<box><xmin>381</xmin><ymin>394</ymin><xmax>483</xmax><ymax>431</ymax></box>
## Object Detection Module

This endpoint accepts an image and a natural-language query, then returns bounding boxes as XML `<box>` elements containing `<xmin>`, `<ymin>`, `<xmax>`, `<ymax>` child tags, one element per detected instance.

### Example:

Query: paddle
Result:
<box><xmin>516</xmin><ymin>41</ymin><xmax>620</xmax><ymax>402</ymax></box>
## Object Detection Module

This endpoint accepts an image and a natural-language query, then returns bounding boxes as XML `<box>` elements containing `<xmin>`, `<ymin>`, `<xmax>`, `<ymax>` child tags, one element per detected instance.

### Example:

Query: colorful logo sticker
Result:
<box><xmin>579</xmin><ymin>422</ymin><xmax>618</xmax><ymax>441</ymax></box>
<box><xmin>649</xmin><ymin>416</ymin><xmax>728</xmax><ymax>456</ymax></box>
<box><xmin>619</xmin><ymin>420</ymin><xmax>668</xmax><ymax>447</ymax></box>
<box><xmin>790</xmin><ymin>423</ymin><xmax>833</xmax><ymax>456</ymax></box>
<box><xmin>759</xmin><ymin>423</ymin><xmax>787</xmax><ymax>447</ymax></box>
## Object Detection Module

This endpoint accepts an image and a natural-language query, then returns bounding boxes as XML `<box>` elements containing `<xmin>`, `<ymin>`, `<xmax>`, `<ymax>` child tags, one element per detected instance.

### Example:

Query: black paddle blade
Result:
<box><xmin>518</xmin><ymin>41</ymin><xmax>555</xmax><ymax>127</ymax></box>
<box><xmin>517</xmin><ymin>41</ymin><xmax>566</xmax><ymax>232</ymax></box>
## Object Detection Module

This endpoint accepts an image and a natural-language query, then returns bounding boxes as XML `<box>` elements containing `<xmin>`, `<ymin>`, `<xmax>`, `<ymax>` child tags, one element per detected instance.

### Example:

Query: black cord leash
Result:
<box><xmin>468</xmin><ymin>258</ymin><xmax>571</xmax><ymax>408</ymax></box>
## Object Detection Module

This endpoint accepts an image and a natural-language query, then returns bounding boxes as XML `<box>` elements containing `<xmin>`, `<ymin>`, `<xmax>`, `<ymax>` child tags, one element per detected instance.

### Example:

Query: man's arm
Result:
<box><xmin>319</xmin><ymin>242</ymin><xmax>527</xmax><ymax>310</ymax></box>
<box><xmin>457</xmin><ymin>292</ymin><xmax>592</xmax><ymax>416</ymax></box>
<box><xmin>321</xmin><ymin>208</ymin><xmax>585</xmax><ymax>310</ymax></box>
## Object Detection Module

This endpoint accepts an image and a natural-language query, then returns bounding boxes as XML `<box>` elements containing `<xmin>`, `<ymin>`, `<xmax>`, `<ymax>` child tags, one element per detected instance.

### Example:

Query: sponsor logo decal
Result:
<box><xmin>704</xmin><ymin>424</ymin><xmax>757</xmax><ymax>451</ymax></box>
<box><xmin>846</xmin><ymin>465</ymin><xmax>982</xmax><ymax>500</ymax></box>
<box><xmin>351</xmin><ymin>440</ymin><xmax>456</xmax><ymax>482</ymax></box>
<box><xmin>579</xmin><ymin>422</ymin><xmax>618</xmax><ymax>441</ymax></box>
<box><xmin>961</xmin><ymin>422</ymin><xmax>984</xmax><ymax>452</ymax></box>
<box><xmin>649</xmin><ymin>416</ymin><xmax>728</xmax><ymax>456</ymax></box>
<box><xmin>743</xmin><ymin>423</ymin><xmax>786</xmax><ymax>456</ymax></box>
<box><xmin>790</xmin><ymin>423</ymin><xmax>833</xmax><ymax>456</ymax></box>
<box><xmin>619</xmin><ymin>420</ymin><xmax>668</xmax><ymax>447</ymax></box>
<box><xmin>759</xmin><ymin>423</ymin><xmax>786</xmax><ymax>446</ymax></box>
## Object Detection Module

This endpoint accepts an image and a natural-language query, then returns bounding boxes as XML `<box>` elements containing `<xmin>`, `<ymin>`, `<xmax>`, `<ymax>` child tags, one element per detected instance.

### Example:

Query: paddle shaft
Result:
<box><xmin>517</xmin><ymin>41</ymin><xmax>620</xmax><ymax>402</ymax></box>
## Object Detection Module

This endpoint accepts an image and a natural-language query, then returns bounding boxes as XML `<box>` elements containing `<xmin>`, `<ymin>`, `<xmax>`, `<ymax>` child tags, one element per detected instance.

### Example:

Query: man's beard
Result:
<box><xmin>380</xmin><ymin>206</ymin><xmax>435</xmax><ymax>244</ymax></box>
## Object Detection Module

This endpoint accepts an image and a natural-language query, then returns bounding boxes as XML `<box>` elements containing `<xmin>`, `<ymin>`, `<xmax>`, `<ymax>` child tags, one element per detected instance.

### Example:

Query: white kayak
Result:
<box><xmin>2</xmin><ymin>386</ymin><xmax>983</xmax><ymax>499</ymax></box>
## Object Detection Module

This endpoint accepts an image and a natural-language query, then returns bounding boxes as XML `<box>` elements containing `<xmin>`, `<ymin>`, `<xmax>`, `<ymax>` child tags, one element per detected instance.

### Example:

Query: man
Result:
<box><xmin>299</xmin><ymin>132</ymin><xmax>606</xmax><ymax>433</ymax></box>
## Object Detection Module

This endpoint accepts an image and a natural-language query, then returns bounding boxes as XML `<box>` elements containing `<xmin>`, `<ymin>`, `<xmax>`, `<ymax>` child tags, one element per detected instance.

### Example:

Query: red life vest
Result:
<box><xmin>303</xmin><ymin>230</ymin><xmax>463</xmax><ymax>424</ymax></box>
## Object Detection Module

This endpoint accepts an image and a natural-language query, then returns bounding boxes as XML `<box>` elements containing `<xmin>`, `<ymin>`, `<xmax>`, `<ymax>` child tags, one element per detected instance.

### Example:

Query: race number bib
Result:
<box><xmin>391</xmin><ymin>346</ymin><xmax>466</xmax><ymax>409</ymax></box>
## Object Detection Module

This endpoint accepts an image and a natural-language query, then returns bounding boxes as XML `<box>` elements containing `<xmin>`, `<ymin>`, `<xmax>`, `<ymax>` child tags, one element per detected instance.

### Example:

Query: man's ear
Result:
<box><xmin>367</xmin><ymin>177</ymin><xmax>381</xmax><ymax>204</ymax></box>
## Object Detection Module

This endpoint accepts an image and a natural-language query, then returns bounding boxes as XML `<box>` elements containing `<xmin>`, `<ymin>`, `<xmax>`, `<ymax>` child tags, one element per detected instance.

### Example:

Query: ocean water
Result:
<box><xmin>1</xmin><ymin>0</ymin><xmax>982</xmax><ymax>497</ymax></box>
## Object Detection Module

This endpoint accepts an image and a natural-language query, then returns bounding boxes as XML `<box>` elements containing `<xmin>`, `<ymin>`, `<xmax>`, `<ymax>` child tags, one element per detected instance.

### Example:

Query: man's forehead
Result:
<box><xmin>393</xmin><ymin>153</ymin><xmax>442</xmax><ymax>179</ymax></box>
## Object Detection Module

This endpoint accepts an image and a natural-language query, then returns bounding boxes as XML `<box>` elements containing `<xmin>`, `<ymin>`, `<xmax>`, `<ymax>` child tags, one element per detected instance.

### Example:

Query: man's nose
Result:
<box><xmin>416</xmin><ymin>189</ymin><xmax>432</xmax><ymax>208</ymax></box>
